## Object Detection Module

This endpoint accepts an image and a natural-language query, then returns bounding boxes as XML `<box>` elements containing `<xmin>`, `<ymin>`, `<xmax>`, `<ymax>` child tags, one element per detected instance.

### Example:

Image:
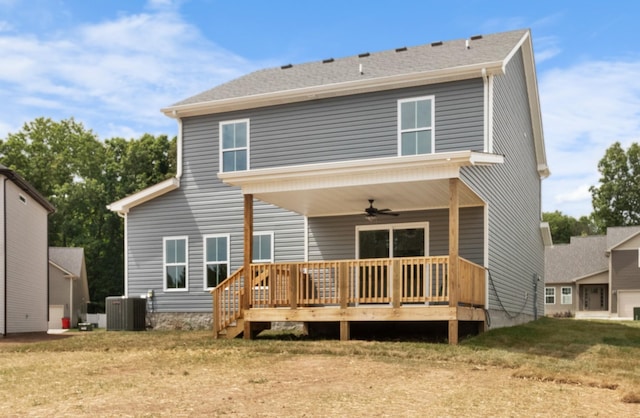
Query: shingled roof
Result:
<box><xmin>545</xmin><ymin>226</ymin><xmax>640</xmax><ymax>284</ymax></box>
<box><xmin>162</xmin><ymin>29</ymin><xmax>532</xmax><ymax>119</ymax></box>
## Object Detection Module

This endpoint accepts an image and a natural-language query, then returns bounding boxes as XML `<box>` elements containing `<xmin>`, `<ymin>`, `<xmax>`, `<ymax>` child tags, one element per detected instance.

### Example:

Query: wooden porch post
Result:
<box><xmin>243</xmin><ymin>194</ymin><xmax>253</xmax><ymax>339</ymax></box>
<box><xmin>448</xmin><ymin>178</ymin><xmax>460</xmax><ymax>345</ymax></box>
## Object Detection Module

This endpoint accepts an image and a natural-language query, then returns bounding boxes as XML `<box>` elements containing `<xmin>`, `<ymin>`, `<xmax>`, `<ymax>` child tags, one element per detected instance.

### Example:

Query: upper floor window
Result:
<box><xmin>561</xmin><ymin>287</ymin><xmax>572</xmax><ymax>305</ymax></box>
<box><xmin>204</xmin><ymin>234</ymin><xmax>229</xmax><ymax>290</ymax></box>
<box><xmin>220</xmin><ymin>119</ymin><xmax>249</xmax><ymax>172</ymax></box>
<box><xmin>398</xmin><ymin>96</ymin><xmax>434</xmax><ymax>156</ymax></box>
<box><xmin>544</xmin><ymin>287</ymin><xmax>555</xmax><ymax>305</ymax></box>
<box><xmin>253</xmin><ymin>232</ymin><xmax>274</xmax><ymax>263</ymax></box>
<box><xmin>164</xmin><ymin>236</ymin><xmax>188</xmax><ymax>291</ymax></box>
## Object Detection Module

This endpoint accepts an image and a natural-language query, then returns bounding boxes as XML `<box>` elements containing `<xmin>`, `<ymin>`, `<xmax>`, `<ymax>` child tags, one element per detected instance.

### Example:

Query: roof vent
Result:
<box><xmin>322</xmin><ymin>58</ymin><xmax>334</xmax><ymax>64</ymax></box>
<box><xmin>431</xmin><ymin>41</ymin><xmax>443</xmax><ymax>47</ymax></box>
<box><xmin>395</xmin><ymin>46</ymin><xmax>407</xmax><ymax>52</ymax></box>
<box><xmin>470</xmin><ymin>35</ymin><xmax>483</xmax><ymax>40</ymax></box>
<box><xmin>358</xmin><ymin>52</ymin><xmax>370</xmax><ymax>58</ymax></box>
<box><xmin>280</xmin><ymin>64</ymin><xmax>293</xmax><ymax>69</ymax></box>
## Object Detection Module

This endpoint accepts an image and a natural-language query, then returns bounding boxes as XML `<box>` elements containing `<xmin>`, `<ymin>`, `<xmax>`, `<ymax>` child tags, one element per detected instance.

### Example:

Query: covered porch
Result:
<box><xmin>215</xmin><ymin>152</ymin><xmax>503</xmax><ymax>343</ymax></box>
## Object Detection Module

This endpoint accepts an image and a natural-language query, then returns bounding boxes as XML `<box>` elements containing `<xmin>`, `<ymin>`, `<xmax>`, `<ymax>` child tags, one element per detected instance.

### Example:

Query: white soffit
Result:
<box><xmin>219</xmin><ymin>151</ymin><xmax>501</xmax><ymax>216</ymax></box>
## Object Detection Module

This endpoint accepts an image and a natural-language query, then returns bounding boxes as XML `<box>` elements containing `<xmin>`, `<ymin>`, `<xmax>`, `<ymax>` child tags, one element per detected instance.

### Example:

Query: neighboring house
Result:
<box><xmin>109</xmin><ymin>29</ymin><xmax>550</xmax><ymax>343</ymax></box>
<box><xmin>545</xmin><ymin>226</ymin><xmax>640</xmax><ymax>319</ymax></box>
<box><xmin>49</xmin><ymin>247</ymin><xmax>90</xmax><ymax>329</ymax></box>
<box><xmin>0</xmin><ymin>165</ymin><xmax>55</xmax><ymax>335</ymax></box>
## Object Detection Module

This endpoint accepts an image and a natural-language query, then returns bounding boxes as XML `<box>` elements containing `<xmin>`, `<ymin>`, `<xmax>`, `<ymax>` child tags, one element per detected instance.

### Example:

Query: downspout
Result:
<box><xmin>116</xmin><ymin>211</ymin><xmax>129</xmax><ymax>298</ymax></box>
<box><xmin>175</xmin><ymin>113</ymin><xmax>183</xmax><ymax>181</ymax></box>
<box><xmin>481</xmin><ymin>68</ymin><xmax>491</xmax><ymax>311</ymax></box>
<box><xmin>481</xmin><ymin>68</ymin><xmax>492</xmax><ymax>153</ymax></box>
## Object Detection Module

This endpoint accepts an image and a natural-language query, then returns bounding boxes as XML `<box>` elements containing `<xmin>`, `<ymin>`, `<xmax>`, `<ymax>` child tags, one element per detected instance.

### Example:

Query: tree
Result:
<box><xmin>542</xmin><ymin>211</ymin><xmax>597</xmax><ymax>244</ymax></box>
<box><xmin>590</xmin><ymin>142</ymin><xmax>640</xmax><ymax>230</ymax></box>
<box><xmin>0</xmin><ymin>118</ymin><xmax>176</xmax><ymax>311</ymax></box>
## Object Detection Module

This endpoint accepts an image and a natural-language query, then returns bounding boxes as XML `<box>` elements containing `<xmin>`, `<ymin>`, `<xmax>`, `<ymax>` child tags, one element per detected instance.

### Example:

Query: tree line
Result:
<box><xmin>544</xmin><ymin>141</ymin><xmax>640</xmax><ymax>243</ymax></box>
<box><xmin>0</xmin><ymin>118</ymin><xmax>176</xmax><ymax>311</ymax></box>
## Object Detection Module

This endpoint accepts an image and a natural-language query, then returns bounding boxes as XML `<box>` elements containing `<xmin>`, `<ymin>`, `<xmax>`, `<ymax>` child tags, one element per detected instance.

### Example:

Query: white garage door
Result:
<box><xmin>48</xmin><ymin>305</ymin><xmax>64</xmax><ymax>330</ymax></box>
<box><xmin>618</xmin><ymin>291</ymin><xmax>640</xmax><ymax>318</ymax></box>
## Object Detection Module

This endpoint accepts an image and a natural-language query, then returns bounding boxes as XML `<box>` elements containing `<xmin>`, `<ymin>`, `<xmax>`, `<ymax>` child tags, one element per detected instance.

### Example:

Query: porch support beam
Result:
<box><xmin>448</xmin><ymin>178</ymin><xmax>460</xmax><ymax>345</ymax></box>
<box><xmin>243</xmin><ymin>194</ymin><xmax>253</xmax><ymax>340</ymax></box>
<box><xmin>340</xmin><ymin>321</ymin><xmax>350</xmax><ymax>341</ymax></box>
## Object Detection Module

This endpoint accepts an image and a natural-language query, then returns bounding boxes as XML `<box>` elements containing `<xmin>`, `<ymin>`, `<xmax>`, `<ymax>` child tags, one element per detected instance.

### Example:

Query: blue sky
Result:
<box><xmin>1</xmin><ymin>0</ymin><xmax>639</xmax><ymax>218</ymax></box>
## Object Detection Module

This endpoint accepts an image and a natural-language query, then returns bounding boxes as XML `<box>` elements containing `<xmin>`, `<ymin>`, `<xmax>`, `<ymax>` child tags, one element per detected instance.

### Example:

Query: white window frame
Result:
<box><xmin>561</xmin><ymin>287</ymin><xmax>572</xmax><ymax>305</ymax></box>
<box><xmin>163</xmin><ymin>236</ymin><xmax>189</xmax><ymax>292</ymax></box>
<box><xmin>203</xmin><ymin>234</ymin><xmax>230</xmax><ymax>290</ymax></box>
<box><xmin>544</xmin><ymin>287</ymin><xmax>555</xmax><ymax>305</ymax></box>
<box><xmin>397</xmin><ymin>96</ymin><xmax>435</xmax><ymax>156</ymax></box>
<box><xmin>220</xmin><ymin>119</ymin><xmax>250</xmax><ymax>172</ymax></box>
<box><xmin>253</xmin><ymin>232</ymin><xmax>274</xmax><ymax>263</ymax></box>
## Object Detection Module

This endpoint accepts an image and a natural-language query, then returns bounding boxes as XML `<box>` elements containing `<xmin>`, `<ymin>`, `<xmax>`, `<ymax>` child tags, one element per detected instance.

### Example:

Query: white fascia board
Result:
<box><xmin>107</xmin><ymin>177</ymin><xmax>179</xmax><ymax>214</ymax></box>
<box><xmin>48</xmin><ymin>260</ymin><xmax>75</xmax><ymax>278</ymax></box>
<box><xmin>162</xmin><ymin>62</ymin><xmax>505</xmax><ymax>119</ymax></box>
<box><xmin>218</xmin><ymin>151</ymin><xmax>503</xmax><ymax>194</ymax></box>
<box><xmin>514</xmin><ymin>31</ymin><xmax>548</xmax><ymax>180</ymax></box>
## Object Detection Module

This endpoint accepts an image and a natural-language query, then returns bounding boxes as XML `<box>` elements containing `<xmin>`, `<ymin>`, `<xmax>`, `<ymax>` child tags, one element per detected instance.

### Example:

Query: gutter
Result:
<box><xmin>162</xmin><ymin>62</ymin><xmax>505</xmax><ymax>118</ymax></box>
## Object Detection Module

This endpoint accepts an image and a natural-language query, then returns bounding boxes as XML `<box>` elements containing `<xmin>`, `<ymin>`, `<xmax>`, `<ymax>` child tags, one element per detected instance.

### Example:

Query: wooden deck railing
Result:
<box><xmin>248</xmin><ymin>256</ymin><xmax>485</xmax><ymax>308</ymax></box>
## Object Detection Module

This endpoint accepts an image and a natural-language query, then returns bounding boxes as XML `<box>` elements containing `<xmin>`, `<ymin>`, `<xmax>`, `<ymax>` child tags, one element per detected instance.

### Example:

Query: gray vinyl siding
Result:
<box><xmin>461</xmin><ymin>49</ymin><xmax>544</xmax><ymax>318</ymax></box>
<box><xmin>220</xmin><ymin>79</ymin><xmax>484</xmax><ymax>169</ymax></box>
<box><xmin>126</xmin><ymin>116</ymin><xmax>305</xmax><ymax>313</ymax></box>
<box><xmin>126</xmin><ymin>77</ymin><xmax>487</xmax><ymax>313</ymax></box>
<box><xmin>308</xmin><ymin>207</ymin><xmax>484</xmax><ymax>265</ymax></box>
<box><xmin>4</xmin><ymin>180</ymin><xmax>49</xmax><ymax>333</ymax></box>
<box><xmin>611</xmin><ymin>250</ymin><xmax>640</xmax><ymax>313</ymax></box>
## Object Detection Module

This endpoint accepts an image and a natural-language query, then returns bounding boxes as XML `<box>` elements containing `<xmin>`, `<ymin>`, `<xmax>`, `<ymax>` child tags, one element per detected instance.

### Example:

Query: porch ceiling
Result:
<box><xmin>219</xmin><ymin>151</ymin><xmax>501</xmax><ymax>217</ymax></box>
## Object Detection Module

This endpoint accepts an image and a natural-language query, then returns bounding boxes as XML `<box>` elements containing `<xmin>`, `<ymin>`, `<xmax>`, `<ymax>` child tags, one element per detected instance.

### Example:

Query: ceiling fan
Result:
<box><xmin>364</xmin><ymin>199</ymin><xmax>399</xmax><ymax>219</ymax></box>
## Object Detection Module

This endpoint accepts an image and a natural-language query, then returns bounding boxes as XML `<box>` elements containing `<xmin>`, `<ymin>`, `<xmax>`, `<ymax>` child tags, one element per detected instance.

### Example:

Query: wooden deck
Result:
<box><xmin>212</xmin><ymin>256</ymin><xmax>486</xmax><ymax>343</ymax></box>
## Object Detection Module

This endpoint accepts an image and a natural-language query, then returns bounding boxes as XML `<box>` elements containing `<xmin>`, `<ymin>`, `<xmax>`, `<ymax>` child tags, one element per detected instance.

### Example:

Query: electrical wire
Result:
<box><xmin>487</xmin><ymin>268</ymin><xmax>529</xmax><ymax>320</ymax></box>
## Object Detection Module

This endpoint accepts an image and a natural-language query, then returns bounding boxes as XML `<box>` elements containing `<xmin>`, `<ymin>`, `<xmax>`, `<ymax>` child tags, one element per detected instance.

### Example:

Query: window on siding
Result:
<box><xmin>204</xmin><ymin>235</ymin><xmax>229</xmax><ymax>290</ymax></box>
<box><xmin>164</xmin><ymin>237</ymin><xmax>188</xmax><ymax>291</ymax></box>
<box><xmin>398</xmin><ymin>96</ymin><xmax>434</xmax><ymax>156</ymax></box>
<box><xmin>544</xmin><ymin>287</ymin><xmax>555</xmax><ymax>304</ymax></box>
<box><xmin>253</xmin><ymin>232</ymin><xmax>273</xmax><ymax>263</ymax></box>
<box><xmin>561</xmin><ymin>287</ymin><xmax>572</xmax><ymax>305</ymax></box>
<box><xmin>220</xmin><ymin>119</ymin><xmax>249</xmax><ymax>172</ymax></box>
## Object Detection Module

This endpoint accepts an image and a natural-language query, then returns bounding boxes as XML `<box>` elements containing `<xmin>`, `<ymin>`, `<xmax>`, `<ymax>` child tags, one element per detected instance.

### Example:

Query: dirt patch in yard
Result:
<box><xmin>0</xmin><ymin>332</ymin><xmax>74</xmax><ymax>344</ymax></box>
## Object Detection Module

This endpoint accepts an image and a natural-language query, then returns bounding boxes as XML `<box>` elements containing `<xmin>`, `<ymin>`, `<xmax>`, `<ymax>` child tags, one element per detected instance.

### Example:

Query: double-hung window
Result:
<box><xmin>561</xmin><ymin>287</ymin><xmax>572</xmax><ymax>305</ymax></box>
<box><xmin>544</xmin><ymin>287</ymin><xmax>555</xmax><ymax>304</ymax></box>
<box><xmin>398</xmin><ymin>96</ymin><xmax>434</xmax><ymax>156</ymax></box>
<box><xmin>220</xmin><ymin>119</ymin><xmax>249</xmax><ymax>172</ymax></box>
<box><xmin>253</xmin><ymin>232</ymin><xmax>274</xmax><ymax>263</ymax></box>
<box><xmin>204</xmin><ymin>235</ymin><xmax>229</xmax><ymax>290</ymax></box>
<box><xmin>164</xmin><ymin>237</ymin><xmax>188</xmax><ymax>291</ymax></box>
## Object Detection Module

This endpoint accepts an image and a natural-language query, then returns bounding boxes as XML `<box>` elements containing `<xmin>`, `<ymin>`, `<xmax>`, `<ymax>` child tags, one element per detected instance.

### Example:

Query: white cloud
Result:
<box><xmin>540</xmin><ymin>60</ymin><xmax>640</xmax><ymax>217</ymax></box>
<box><xmin>0</xmin><ymin>2</ymin><xmax>260</xmax><ymax>140</ymax></box>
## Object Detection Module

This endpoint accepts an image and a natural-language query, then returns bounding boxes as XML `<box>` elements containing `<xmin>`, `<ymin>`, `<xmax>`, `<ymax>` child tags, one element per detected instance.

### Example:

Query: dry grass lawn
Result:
<box><xmin>1</xmin><ymin>317</ymin><xmax>639</xmax><ymax>417</ymax></box>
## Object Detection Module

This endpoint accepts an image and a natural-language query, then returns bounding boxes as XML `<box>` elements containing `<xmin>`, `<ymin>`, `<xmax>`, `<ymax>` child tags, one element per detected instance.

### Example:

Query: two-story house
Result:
<box><xmin>1</xmin><ymin>165</ymin><xmax>55</xmax><ymax>336</ymax></box>
<box><xmin>109</xmin><ymin>29</ymin><xmax>550</xmax><ymax>343</ymax></box>
<box><xmin>545</xmin><ymin>226</ymin><xmax>640</xmax><ymax>319</ymax></box>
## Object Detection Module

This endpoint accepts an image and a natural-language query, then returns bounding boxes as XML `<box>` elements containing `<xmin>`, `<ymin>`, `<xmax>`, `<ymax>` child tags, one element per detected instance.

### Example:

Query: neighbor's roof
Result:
<box><xmin>545</xmin><ymin>226</ymin><xmax>640</xmax><ymax>284</ymax></box>
<box><xmin>49</xmin><ymin>247</ymin><xmax>85</xmax><ymax>278</ymax></box>
<box><xmin>0</xmin><ymin>164</ymin><xmax>55</xmax><ymax>213</ymax></box>
<box><xmin>545</xmin><ymin>235</ymin><xmax>608</xmax><ymax>284</ymax></box>
<box><xmin>163</xmin><ymin>29</ymin><xmax>531</xmax><ymax>117</ymax></box>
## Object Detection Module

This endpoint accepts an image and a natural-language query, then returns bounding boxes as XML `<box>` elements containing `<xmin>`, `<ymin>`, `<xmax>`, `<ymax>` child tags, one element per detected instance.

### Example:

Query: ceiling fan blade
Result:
<box><xmin>378</xmin><ymin>211</ymin><xmax>399</xmax><ymax>216</ymax></box>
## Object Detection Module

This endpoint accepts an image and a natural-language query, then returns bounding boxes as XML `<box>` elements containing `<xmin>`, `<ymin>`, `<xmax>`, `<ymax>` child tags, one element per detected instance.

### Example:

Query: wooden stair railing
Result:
<box><xmin>211</xmin><ymin>266</ymin><xmax>274</xmax><ymax>338</ymax></box>
<box><xmin>211</xmin><ymin>267</ymin><xmax>245</xmax><ymax>339</ymax></box>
